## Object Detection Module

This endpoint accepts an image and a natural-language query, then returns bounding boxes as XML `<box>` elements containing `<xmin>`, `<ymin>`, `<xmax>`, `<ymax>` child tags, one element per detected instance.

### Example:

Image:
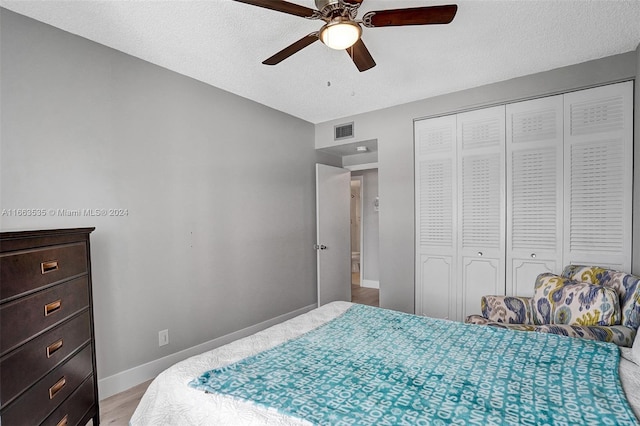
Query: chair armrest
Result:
<box><xmin>481</xmin><ymin>295</ymin><xmax>533</xmax><ymax>324</ymax></box>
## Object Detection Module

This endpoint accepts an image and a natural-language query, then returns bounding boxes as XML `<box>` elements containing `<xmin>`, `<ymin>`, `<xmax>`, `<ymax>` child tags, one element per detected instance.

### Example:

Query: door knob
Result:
<box><xmin>313</xmin><ymin>244</ymin><xmax>328</xmax><ymax>250</ymax></box>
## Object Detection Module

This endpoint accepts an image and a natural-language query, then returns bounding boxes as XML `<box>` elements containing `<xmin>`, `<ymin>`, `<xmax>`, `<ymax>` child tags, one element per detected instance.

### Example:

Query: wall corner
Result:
<box><xmin>633</xmin><ymin>43</ymin><xmax>640</xmax><ymax>275</ymax></box>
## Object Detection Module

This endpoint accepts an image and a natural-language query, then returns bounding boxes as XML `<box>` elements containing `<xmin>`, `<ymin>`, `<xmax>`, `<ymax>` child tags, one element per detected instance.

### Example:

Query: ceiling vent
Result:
<box><xmin>334</xmin><ymin>122</ymin><xmax>354</xmax><ymax>140</ymax></box>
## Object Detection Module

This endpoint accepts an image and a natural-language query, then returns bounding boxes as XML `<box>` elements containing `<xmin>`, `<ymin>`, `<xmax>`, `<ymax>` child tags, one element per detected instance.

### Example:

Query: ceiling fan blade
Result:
<box><xmin>263</xmin><ymin>33</ymin><xmax>319</xmax><ymax>65</ymax></box>
<box><xmin>233</xmin><ymin>0</ymin><xmax>318</xmax><ymax>18</ymax></box>
<box><xmin>347</xmin><ymin>39</ymin><xmax>376</xmax><ymax>72</ymax></box>
<box><xmin>362</xmin><ymin>5</ymin><xmax>458</xmax><ymax>28</ymax></box>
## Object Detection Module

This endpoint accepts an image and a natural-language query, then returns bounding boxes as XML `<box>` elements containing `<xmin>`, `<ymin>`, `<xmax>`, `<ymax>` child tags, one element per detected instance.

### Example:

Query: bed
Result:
<box><xmin>130</xmin><ymin>302</ymin><xmax>640</xmax><ymax>425</ymax></box>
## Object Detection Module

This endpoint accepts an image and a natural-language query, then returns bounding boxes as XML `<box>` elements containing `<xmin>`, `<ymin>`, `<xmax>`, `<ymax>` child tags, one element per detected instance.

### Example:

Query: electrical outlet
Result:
<box><xmin>158</xmin><ymin>329</ymin><xmax>169</xmax><ymax>347</ymax></box>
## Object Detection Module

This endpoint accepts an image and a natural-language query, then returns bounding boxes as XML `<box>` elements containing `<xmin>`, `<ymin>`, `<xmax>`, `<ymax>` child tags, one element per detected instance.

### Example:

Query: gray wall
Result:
<box><xmin>316</xmin><ymin>51</ymin><xmax>638</xmax><ymax>313</ymax></box>
<box><xmin>1</xmin><ymin>9</ymin><xmax>317</xmax><ymax>381</ymax></box>
<box><xmin>635</xmin><ymin>43</ymin><xmax>640</xmax><ymax>276</ymax></box>
<box><xmin>352</xmin><ymin>169</ymin><xmax>379</xmax><ymax>283</ymax></box>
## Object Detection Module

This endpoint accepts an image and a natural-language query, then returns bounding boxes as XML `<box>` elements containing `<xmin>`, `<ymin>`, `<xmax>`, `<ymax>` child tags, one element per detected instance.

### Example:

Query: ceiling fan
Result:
<box><xmin>234</xmin><ymin>0</ymin><xmax>458</xmax><ymax>72</ymax></box>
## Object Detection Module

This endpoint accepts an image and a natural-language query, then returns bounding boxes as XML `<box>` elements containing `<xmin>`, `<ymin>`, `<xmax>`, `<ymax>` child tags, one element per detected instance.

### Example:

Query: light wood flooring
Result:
<box><xmin>351</xmin><ymin>272</ymin><xmax>379</xmax><ymax>307</ymax></box>
<box><xmin>89</xmin><ymin>380</ymin><xmax>152</xmax><ymax>425</ymax></box>
<box><xmin>93</xmin><ymin>277</ymin><xmax>378</xmax><ymax>424</ymax></box>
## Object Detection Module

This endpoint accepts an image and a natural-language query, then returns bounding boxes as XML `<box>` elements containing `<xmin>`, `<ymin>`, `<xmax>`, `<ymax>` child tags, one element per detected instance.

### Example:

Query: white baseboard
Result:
<box><xmin>97</xmin><ymin>303</ymin><xmax>316</xmax><ymax>400</ymax></box>
<box><xmin>362</xmin><ymin>280</ymin><xmax>379</xmax><ymax>289</ymax></box>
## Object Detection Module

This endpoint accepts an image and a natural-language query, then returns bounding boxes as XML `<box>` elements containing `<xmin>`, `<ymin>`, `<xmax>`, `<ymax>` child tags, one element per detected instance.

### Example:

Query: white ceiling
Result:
<box><xmin>2</xmin><ymin>0</ymin><xmax>640</xmax><ymax>124</ymax></box>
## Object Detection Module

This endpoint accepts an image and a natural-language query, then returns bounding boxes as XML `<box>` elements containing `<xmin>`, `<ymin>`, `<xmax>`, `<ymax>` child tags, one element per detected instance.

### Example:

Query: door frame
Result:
<box><xmin>351</xmin><ymin>175</ymin><xmax>364</xmax><ymax>288</ymax></box>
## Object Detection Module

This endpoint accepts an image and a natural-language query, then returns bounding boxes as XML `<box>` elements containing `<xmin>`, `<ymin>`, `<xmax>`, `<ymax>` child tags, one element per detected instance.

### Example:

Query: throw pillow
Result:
<box><xmin>561</xmin><ymin>265</ymin><xmax>608</xmax><ymax>285</ymax></box>
<box><xmin>532</xmin><ymin>273</ymin><xmax>621</xmax><ymax>326</ymax></box>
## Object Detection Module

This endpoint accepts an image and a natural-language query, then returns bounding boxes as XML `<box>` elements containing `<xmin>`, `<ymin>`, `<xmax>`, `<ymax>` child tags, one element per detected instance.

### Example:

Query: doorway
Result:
<box><xmin>350</xmin><ymin>169</ymin><xmax>379</xmax><ymax>307</ymax></box>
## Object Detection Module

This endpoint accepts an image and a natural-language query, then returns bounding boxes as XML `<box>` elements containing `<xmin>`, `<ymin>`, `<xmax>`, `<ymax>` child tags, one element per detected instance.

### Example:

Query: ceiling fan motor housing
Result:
<box><xmin>315</xmin><ymin>0</ymin><xmax>340</xmax><ymax>13</ymax></box>
<box><xmin>315</xmin><ymin>0</ymin><xmax>358</xmax><ymax>19</ymax></box>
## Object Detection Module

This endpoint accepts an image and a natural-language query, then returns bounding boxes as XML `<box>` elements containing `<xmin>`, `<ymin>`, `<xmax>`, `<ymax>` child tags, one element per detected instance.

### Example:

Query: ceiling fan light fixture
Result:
<box><xmin>319</xmin><ymin>18</ymin><xmax>362</xmax><ymax>50</ymax></box>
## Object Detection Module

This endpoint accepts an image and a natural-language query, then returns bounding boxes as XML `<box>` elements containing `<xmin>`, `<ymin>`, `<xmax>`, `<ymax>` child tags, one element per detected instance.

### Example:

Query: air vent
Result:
<box><xmin>334</xmin><ymin>122</ymin><xmax>354</xmax><ymax>140</ymax></box>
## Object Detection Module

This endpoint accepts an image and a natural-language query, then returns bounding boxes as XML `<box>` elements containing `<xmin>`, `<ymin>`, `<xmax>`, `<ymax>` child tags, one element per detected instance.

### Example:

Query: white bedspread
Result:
<box><xmin>130</xmin><ymin>302</ymin><xmax>352</xmax><ymax>425</ymax></box>
<box><xmin>130</xmin><ymin>302</ymin><xmax>640</xmax><ymax>425</ymax></box>
<box><xmin>621</xmin><ymin>347</ymin><xmax>640</xmax><ymax>419</ymax></box>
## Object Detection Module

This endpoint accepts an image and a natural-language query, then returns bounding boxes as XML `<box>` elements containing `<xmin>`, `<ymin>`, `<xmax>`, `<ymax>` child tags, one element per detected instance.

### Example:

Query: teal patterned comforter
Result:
<box><xmin>190</xmin><ymin>304</ymin><xmax>639</xmax><ymax>425</ymax></box>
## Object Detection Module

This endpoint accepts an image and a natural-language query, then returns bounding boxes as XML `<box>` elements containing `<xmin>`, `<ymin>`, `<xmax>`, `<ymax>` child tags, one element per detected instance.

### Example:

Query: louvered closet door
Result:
<box><xmin>506</xmin><ymin>95</ymin><xmax>563</xmax><ymax>296</ymax></box>
<box><xmin>563</xmin><ymin>81</ymin><xmax>633</xmax><ymax>271</ymax></box>
<box><xmin>414</xmin><ymin>115</ymin><xmax>457</xmax><ymax>319</ymax></box>
<box><xmin>457</xmin><ymin>106</ymin><xmax>506</xmax><ymax>320</ymax></box>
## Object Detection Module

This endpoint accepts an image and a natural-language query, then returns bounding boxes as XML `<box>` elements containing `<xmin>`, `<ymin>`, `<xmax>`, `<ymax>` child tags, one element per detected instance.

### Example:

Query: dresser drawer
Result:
<box><xmin>0</xmin><ymin>242</ymin><xmax>88</xmax><ymax>301</ymax></box>
<box><xmin>0</xmin><ymin>344</ymin><xmax>93</xmax><ymax>426</ymax></box>
<box><xmin>41</xmin><ymin>376</ymin><xmax>96</xmax><ymax>426</ymax></box>
<box><xmin>0</xmin><ymin>276</ymin><xmax>90</xmax><ymax>356</ymax></box>
<box><xmin>1</xmin><ymin>311</ymin><xmax>92</xmax><ymax>408</ymax></box>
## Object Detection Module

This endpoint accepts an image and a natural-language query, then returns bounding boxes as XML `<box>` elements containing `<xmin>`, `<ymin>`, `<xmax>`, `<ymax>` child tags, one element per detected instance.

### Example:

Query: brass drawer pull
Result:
<box><xmin>41</xmin><ymin>260</ymin><xmax>59</xmax><ymax>274</ymax></box>
<box><xmin>49</xmin><ymin>377</ymin><xmax>66</xmax><ymax>399</ymax></box>
<box><xmin>46</xmin><ymin>339</ymin><xmax>64</xmax><ymax>358</ymax></box>
<box><xmin>44</xmin><ymin>299</ymin><xmax>62</xmax><ymax>316</ymax></box>
<box><xmin>56</xmin><ymin>415</ymin><xmax>69</xmax><ymax>426</ymax></box>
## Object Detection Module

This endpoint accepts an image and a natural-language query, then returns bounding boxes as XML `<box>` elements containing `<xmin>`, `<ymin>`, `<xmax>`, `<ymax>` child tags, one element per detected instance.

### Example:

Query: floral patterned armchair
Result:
<box><xmin>465</xmin><ymin>265</ymin><xmax>640</xmax><ymax>347</ymax></box>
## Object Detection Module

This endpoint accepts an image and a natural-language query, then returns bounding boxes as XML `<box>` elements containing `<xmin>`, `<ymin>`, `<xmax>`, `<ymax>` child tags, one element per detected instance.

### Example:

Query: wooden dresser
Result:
<box><xmin>0</xmin><ymin>228</ymin><xmax>99</xmax><ymax>426</ymax></box>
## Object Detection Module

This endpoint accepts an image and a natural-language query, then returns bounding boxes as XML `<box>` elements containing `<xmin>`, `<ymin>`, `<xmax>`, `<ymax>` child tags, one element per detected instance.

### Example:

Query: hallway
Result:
<box><xmin>351</xmin><ymin>273</ymin><xmax>379</xmax><ymax>307</ymax></box>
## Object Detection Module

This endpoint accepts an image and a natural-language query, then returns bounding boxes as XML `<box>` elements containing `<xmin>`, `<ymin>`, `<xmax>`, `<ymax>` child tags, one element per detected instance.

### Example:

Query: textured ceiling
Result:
<box><xmin>2</xmin><ymin>0</ymin><xmax>640</xmax><ymax>124</ymax></box>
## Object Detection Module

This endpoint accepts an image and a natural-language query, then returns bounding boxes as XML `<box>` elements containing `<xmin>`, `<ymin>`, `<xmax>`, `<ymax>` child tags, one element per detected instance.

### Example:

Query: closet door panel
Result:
<box><xmin>511</xmin><ymin>259</ymin><xmax>556</xmax><ymax>297</ymax></box>
<box><xmin>461</xmin><ymin>257</ymin><xmax>501</xmax><ymax>318</ymax></box>
<box><xmin>418</xmin><ymin>255</ymin><xmax>454</xmax><ymax>319</ymax></box>
<box><xmin>457</xmin><ymin>106</ymin><xmax>505</xmax><ymax>320</ymax></box>
<box><xmin>506</xmin><ymin>95</ymin><xmax>563</xmax><ymax>296</ymax></box>
<box><xmin>563</xmin><ymin>81</ymin><xmax>633</xmax><ymax>271</ymax></box>
<box><xmin>414</xmin><ymin>115</ymin><xmax>457</xmax><ymax>318</ymax></box>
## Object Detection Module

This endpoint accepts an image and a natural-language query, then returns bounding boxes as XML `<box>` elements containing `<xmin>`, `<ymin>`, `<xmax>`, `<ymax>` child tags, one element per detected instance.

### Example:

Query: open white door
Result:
<box><xmin>316</xmin><ymin>163</ymin><xmax>351</xmax><ymax>307</ymax></box>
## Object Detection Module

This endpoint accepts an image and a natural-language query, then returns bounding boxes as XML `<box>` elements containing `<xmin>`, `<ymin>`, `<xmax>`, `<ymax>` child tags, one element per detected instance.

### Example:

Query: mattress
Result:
<box><xmin>130</xmin><ymin>302</ymin><xmax>640</xmax><ymax>425</ymax></box>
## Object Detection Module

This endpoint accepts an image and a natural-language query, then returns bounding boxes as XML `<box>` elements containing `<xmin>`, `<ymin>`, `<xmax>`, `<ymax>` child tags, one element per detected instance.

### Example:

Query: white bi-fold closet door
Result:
<box><xmin>414</xmin><ymin>114</ymin><xmax>457</xmax><ymax>320</ymax></box>
<box><xmin>457</xmin><ymin>106</ymin><xmax>506</xmax><ymax>322</ymax></box>
<box><xmin>414</xmin><ymin>106</ymin><xmax>506</xmax><ymax>321</ymax></box>
<box><xmin>506</xmin><ymin>95</ymin><xmax>564</xmax><ymax>297</ymax></box>
<box><xmin>563</xmin><ymin>83</ymin><xmax>633</xmax><ymax>272</ymax></box>
<box><xmin>415</xmin><ymin>81</ymin><xmax>633</xmax><ymax>321</ymax></box>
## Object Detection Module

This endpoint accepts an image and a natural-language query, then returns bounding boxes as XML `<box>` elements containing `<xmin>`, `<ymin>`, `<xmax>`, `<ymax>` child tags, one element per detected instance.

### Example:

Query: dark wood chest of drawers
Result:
<box><xmin>0</xmin><ymin>228</ymin><xmax>99</xmax><ymax>426</ymax></box>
